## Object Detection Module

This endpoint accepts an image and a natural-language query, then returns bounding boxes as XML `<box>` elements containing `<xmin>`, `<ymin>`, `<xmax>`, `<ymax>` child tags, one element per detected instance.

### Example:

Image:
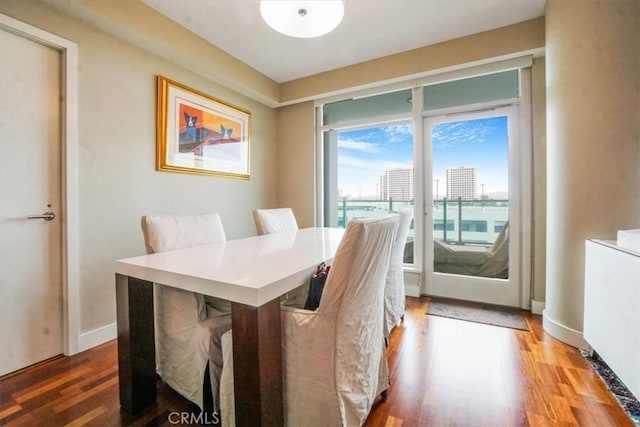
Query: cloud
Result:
<box><xmin>432</xmin><ymin>117</ymin><xmax>502</xmax><ymax>148</ymax></box>
<box><xmin>383</xmin><ymin>123</ymin><xmax>413</xmax><ymax>143</ymax></box>
<box><xmin>338</xmin><ymin>123</ymin><xmax>413</xmax><ymax>148</ymax></box>
<box><xmin>337</xmin><ymin>138</ymin><xmax>382</xmax><ymax>153</ymax></box>
<box><xmin>338</xmin><ymin>154</ymin><xmax>412</xmax><ymax>173</ymax></box>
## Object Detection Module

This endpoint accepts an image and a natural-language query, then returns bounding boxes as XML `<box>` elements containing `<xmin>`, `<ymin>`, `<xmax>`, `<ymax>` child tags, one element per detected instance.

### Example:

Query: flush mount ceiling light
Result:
<box><xmin>260</xmin><ymin>0</ymin><xmax>344</xmax><ymax>38</ymax></box>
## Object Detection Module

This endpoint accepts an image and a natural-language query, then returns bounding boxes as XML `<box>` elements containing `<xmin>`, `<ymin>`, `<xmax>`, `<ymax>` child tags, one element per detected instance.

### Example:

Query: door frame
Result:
<box><xmin>423</xmin><ymin>106</ymin><xmax>522</xmax><ymax>307</ymax></box>
<box><xmin>419</xmin><ymin>72</ymin><xmax>533</xmax><ymax>309</ymax></box>
<box><xmin>0</xmin><ymin>14</ymin><xmax>80</xmax><ymax>355</ymax></box>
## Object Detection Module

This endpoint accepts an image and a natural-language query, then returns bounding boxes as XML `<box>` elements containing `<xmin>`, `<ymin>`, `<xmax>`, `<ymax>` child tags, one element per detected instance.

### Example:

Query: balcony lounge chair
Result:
<box><xmin>434</xmin><ymin>221</ymin><xmax>509</xmax><ymax>279</ymax></box>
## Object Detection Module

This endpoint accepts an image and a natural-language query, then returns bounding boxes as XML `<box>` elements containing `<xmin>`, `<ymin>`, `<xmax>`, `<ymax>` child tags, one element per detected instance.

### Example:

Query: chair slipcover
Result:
<box><xmin>253</xmin><ymin>208</ymin><xmax>298</xmax><ymax>235</ymax></box>
<box><xmin>220</xmin><ymin>214</ymin><xmax>400</xmax><ymax>426</ymax></box>
<box><xmin>433</xmin><ymin>221</ymin><xmax>510</xmax><ymax>278</ymax></box>
<box><xmin>141</xmin><ymin>213</ymin><xmax>231</xmax><ymax>410</ymax></box>
<box><xmin>383</xmin><ymin>208</ymin><xmax>414</xmax><ymax>338</ymax></box>
<box><xmin>253</xmin><ymin>207</ymin><xmax>308</xmax><ymax>307</ymax></box>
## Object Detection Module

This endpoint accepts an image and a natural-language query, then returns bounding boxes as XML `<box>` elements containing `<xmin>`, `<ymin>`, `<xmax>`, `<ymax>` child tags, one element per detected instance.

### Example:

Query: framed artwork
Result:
<box><xmin>156</xmin><ymin>76</ymin><xmax>250</xmax><ymax>179</ymax></box>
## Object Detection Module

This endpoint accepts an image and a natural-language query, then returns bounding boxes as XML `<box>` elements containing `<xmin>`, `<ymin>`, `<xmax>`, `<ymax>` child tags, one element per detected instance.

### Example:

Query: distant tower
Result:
<box><xmin>380</xmin><ymin>168</ymin><xmax>414</xmax><ymax>201</ymax></box>
<box><xmin>446</xmin><ymin>167</ymin><xmax>476</xmax><ymax>200</ymax></box>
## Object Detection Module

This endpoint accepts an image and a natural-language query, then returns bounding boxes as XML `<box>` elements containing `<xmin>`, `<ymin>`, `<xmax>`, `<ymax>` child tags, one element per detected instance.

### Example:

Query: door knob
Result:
<box><xmin>27</xmin><ymin>212</ymin><xmax>55</xmax><ymax>221</ymax></box>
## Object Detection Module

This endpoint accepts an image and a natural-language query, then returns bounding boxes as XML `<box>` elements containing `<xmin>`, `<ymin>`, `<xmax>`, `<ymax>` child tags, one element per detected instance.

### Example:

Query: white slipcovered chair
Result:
<box><xmin>253</xmin><ymin>207</ymin><xmax>307</xmax><ymax>306</ymax></box>
<box><xmin>140</xmin><ymin>213</ymin><xmax>231</xmax><ymax>411</ymax></box>
<box><xmin>383</xmin><ymin>208</ymin><xmax>414</xmax><ymax>339</ymax></box>
<box><xmin>253</xmin><ymin>207</ymin><xmax>298</xmax><ymax>235</ymax></box>
<box><xmin>220</xmin><ymin>214</ymin><xmax>400</xmax><ymax>426</ymax></box>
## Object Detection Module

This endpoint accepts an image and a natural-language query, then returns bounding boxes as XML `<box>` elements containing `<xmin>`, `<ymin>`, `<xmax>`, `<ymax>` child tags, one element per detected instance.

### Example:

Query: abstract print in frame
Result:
<box><xmin>156</xmin><ymin>76</ymin><xmax>250</xmax><ymax>179</ymax></box>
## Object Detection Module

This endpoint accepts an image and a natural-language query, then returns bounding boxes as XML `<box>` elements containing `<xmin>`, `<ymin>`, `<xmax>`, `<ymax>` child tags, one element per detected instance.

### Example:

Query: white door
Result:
<box><xmin>0</xmin><ymin>28</ymin><xmax>63</xmax><ymax>375</ymax></box>
<box><xmin>423</xmin><ymin>107</ymin><xmax>522</xmax><ymax>307</ymax></box>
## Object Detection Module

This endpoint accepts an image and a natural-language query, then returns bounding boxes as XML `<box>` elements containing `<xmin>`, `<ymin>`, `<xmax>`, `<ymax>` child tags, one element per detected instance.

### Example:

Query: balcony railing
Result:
<box><xmin>335</xmin><ymin>198</ymin><xmax>509</xmax><ymax>246</ymax></box>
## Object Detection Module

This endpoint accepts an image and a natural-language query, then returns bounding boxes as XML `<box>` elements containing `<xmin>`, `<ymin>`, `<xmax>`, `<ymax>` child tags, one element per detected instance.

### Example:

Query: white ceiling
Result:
<box><xmin>142</xmin><ymin>0</ymin><xmax>545</xmax><ymax>84</ymax></box>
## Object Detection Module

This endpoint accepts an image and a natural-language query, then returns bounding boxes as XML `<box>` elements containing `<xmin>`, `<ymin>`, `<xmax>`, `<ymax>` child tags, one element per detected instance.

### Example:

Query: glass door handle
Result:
<box><xmin>27</xmin><ymin>212</ymin><xmax>55</xmax><ymax>221</ymax></box>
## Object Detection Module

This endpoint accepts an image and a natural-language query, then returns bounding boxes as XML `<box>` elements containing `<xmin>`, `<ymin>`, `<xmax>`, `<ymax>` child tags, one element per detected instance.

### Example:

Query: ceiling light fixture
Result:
<box><xmin>260</xmin><ymin>0</ymin><xmax>344</xmax><ymax>38</ymax></box>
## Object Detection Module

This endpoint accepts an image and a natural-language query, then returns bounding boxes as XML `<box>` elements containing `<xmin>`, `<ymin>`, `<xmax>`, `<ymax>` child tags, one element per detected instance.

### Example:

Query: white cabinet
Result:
<box><xmin>584</xmin><ymin>239</ymin><xmax>640</xmax><ymax>400</ymax></box>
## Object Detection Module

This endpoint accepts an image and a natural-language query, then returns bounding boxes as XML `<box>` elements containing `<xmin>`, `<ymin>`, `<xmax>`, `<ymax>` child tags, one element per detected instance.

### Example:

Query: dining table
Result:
<box><xmin>114</xmin><ymin>226</ymin><xmax>345</xmax><ymax>426</ymax></box>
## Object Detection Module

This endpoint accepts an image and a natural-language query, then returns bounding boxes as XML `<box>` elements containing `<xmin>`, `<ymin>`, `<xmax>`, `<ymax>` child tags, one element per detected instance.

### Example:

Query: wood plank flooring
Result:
<box><xmin>0</xmin><ymin>296</ymin><xmax>633</xmax><ymax>426</ymax></box>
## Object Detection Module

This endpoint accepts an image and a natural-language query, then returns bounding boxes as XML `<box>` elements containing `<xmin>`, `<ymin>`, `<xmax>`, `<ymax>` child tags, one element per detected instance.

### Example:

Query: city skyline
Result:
<box><xmin>336</xmin><ymin>115</ymin><xmax>509</xmax><ymax>199</ymax></box>
<box><xmin>380</xmin><ymin>167</ymin><xmax>414</xmax><ymax>201</ymax></box>
<box><xmin>445</xmin><ymin>166</ymin><xmax>477</xmax><ymax>201</ymax></box>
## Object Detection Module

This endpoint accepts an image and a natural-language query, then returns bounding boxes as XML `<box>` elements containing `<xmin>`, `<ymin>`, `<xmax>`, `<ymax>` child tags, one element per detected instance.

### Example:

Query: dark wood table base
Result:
<box><xmin>115</xmin><ymin>274</ymin><xmax>156</xmax><ymax>414</ymax></box>
<box><xmin>231</xmin><ymin>298</ymin><xmax>284</xmax><ymax>426</ymax></box>
<box><xmin>115</xmin><ymin>273</ymin><xmax>284</xmax><ymax>425</ymax></box>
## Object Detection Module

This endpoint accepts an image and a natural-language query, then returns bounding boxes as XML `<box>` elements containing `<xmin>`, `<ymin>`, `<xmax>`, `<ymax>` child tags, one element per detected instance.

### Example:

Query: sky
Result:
<box><xmin>337</xmin><ymin>115</ymin><xmax>509</xmax><ymax>199</ymax></box>
<box><xmin>337</xmin><ymin>123</ymin><xmax>413</xmax><ymax>199</ymax></box>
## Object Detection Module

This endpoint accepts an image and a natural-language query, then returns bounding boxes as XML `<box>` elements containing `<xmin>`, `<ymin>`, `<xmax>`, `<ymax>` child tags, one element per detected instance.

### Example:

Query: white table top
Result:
<box><xmin>115</xmin><ymin>227</ymin><xmax>345</xmax><ymax>307</ymax></box>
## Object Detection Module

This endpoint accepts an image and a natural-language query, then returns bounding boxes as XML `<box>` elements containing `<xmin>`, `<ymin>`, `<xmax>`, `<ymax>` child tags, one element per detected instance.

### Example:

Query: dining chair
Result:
<box><xmin>141</xmin><ymin>213</ymin><xmax>231</xmax><ymax>411</ymax></box>
<box><xmin>253</xmin><ymin>207</ymin><xmax>298</xmax><ymax>235</ymax></box>
<box><xmin>253</xmin><ymin>207</ymin><xmax>307</xmax><ymax>306</ymax></box>
<box><xmin>220</xmin><ymin>213</ymin><xmax>400</xmax><ymax>426</ymax></box>
<box><xmin>383</xmin><ymin>208</ymin><xmax>414</xmax><ymax>339</ymax></box>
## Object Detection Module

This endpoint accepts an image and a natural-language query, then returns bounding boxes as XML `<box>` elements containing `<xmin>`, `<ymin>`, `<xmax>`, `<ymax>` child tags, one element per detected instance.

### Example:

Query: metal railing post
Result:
<box><xmin>458</xmin><ymin>197</ymin><xmax>463</xmax><ymax>244</ymax></box>
<box><xmin>342</xmin><ymin>199</ymin><xmax>347</xmax><ymax>228</ymax></box>
<box><xmin>443</xmin><ymin>198</ymin><xmax>447</xmax><ymax>242</ymax></box>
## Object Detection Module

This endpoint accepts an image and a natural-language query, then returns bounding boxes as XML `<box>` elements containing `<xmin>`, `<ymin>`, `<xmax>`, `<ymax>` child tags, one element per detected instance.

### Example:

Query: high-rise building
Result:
<box><xmin>380</xmin><ymin>168</ymin><xmax>413</xmax><ymax>201</ymax></box>
<box><xmin>446</xmin><ymin>166</ymin><xmax>476</xmax><ymax>200</ymax></box>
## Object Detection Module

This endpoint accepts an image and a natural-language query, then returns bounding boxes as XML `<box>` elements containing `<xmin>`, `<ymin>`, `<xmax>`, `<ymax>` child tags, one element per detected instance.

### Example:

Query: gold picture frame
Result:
<box><xmin>156</xmin><ymin>76</ymin><xmax>250</xmax><ymax>179</ymax></box>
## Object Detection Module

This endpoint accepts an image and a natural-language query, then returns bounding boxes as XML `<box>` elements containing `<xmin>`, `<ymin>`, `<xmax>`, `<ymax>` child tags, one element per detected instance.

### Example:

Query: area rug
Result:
<box><xmin>426</xmin><ymin>298</ymin><xmax>529</xmax><ymax>331</ymax></box>
<box><xmin>580</xmin><ymin>350</ymin><xmax>640</xmax><ymax>426</ymax></box>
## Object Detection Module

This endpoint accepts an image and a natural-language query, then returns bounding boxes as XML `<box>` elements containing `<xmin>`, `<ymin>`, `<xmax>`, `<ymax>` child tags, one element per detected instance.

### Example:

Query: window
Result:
<box><xmin>320</xmin><ymin>68</ymin><xmax>529</xmax><ymax>275</ymax></box>
<box><xmin>323</xmin><ymin>89</ymin><xmax>412</xmax><ymax>126</ymax></box>
<box><xmin>434</xmin><ymin>219</ymin><xmax>454</xmax><ymax>231</ymax></box>
<box><xmin>461</xmin><ymin>220</ymin><xmax>488</xmax><ymax>233</ymax></box>
<box><xmin>423</xmin><ymin>70</ymin><xmax>519</xmax><ymax>111</ymax></box>
<box><xmin>324</xmin><ymin>123</ymin><xmax>414</xmax><ymax>227</ymax></box>
<box><xmin>322</xmin><ymin>89</ymin><xmax>415</xmax><ymax>264</ymax></box>
<box><xmin>494</xmin><ymin>220</ymin><xmax>507</xmax><ymax>233</ymax></box>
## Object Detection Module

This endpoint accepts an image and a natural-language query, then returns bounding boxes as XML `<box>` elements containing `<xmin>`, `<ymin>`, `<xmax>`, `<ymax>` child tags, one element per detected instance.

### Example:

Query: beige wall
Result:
<box><xmin>42</xmin><ymin>0</ymin><xmax>280</xmax><ymax>107</ymax></box>
<box><xmin>544</xmin><ymin>0</ymin><xmax>640</xmax><ymax>346</ymax></box>
<box><xmin>276</xmin><ymin>102</ymin><xmax>317</xmax><ymax>227</ymax></box>
<box><xmin>281</xmin><ymin>17</ymin><xmax>545</xmax><ymax>103</ymax></box>
<box><xmin>0</xmin><ymin>1</ymin><xmax>278</xmax><ymax>334</ymax></box>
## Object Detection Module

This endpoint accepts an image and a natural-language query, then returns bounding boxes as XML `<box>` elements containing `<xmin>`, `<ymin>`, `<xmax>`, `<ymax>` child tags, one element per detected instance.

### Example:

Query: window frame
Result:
<box><xmin>314</xmin><ymin>63</ymin><xmax>533</xmax><ymax>306</ymax></box>
<box><xmin>318</xmin><ymin>109</ymin><xmax>417</xmax><ymax>266</ymax></box>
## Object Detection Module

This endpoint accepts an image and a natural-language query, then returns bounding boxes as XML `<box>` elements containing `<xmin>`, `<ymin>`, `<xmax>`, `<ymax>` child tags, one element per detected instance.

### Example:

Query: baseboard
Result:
<box><xmin>78</xmin><ymin>322</ymin><xmax>117</xmax><ymax>352</ymax></box>
<box><xmin>404</xmin><ymin>270</ymin><xmax>421</xmax><ymax>297</ymax></box>
<box><xmin>542</xmin><ymin>309</ymin><xmax>589</xmax><ymax>350</ymax></box>
<box><xmin>531</xmin><ymin>299</ymin><xmax>545</xmax><ymax>315</ymax></box>
<box><xmin>405</xmin><ymin>284</ymin><xmax>420</xmax><ymax>298</ymax></box>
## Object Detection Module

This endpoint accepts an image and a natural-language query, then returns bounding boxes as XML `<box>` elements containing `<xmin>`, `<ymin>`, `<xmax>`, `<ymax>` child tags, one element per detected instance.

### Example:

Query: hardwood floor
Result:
<box><xmin>366</xmin><ymin>297</ymin><xmax>632</xmax><ymax>427</ymax></box>
<box><xmin>0</xmin><ymin>296</ymin><xmax>633</xmax><ymax>426</ymax></box>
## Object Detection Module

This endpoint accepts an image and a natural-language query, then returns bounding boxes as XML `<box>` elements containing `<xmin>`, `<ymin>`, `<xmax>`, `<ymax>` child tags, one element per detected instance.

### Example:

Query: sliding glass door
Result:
<box><xmin>319</xmin><ymin>68</ymin><xmax>532</xmax><ymax>307</ymax></box>
<box><xmin>423</xmin><ymin>107</ymin><xmax>521</xmax><ymax>307</ymax></box>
